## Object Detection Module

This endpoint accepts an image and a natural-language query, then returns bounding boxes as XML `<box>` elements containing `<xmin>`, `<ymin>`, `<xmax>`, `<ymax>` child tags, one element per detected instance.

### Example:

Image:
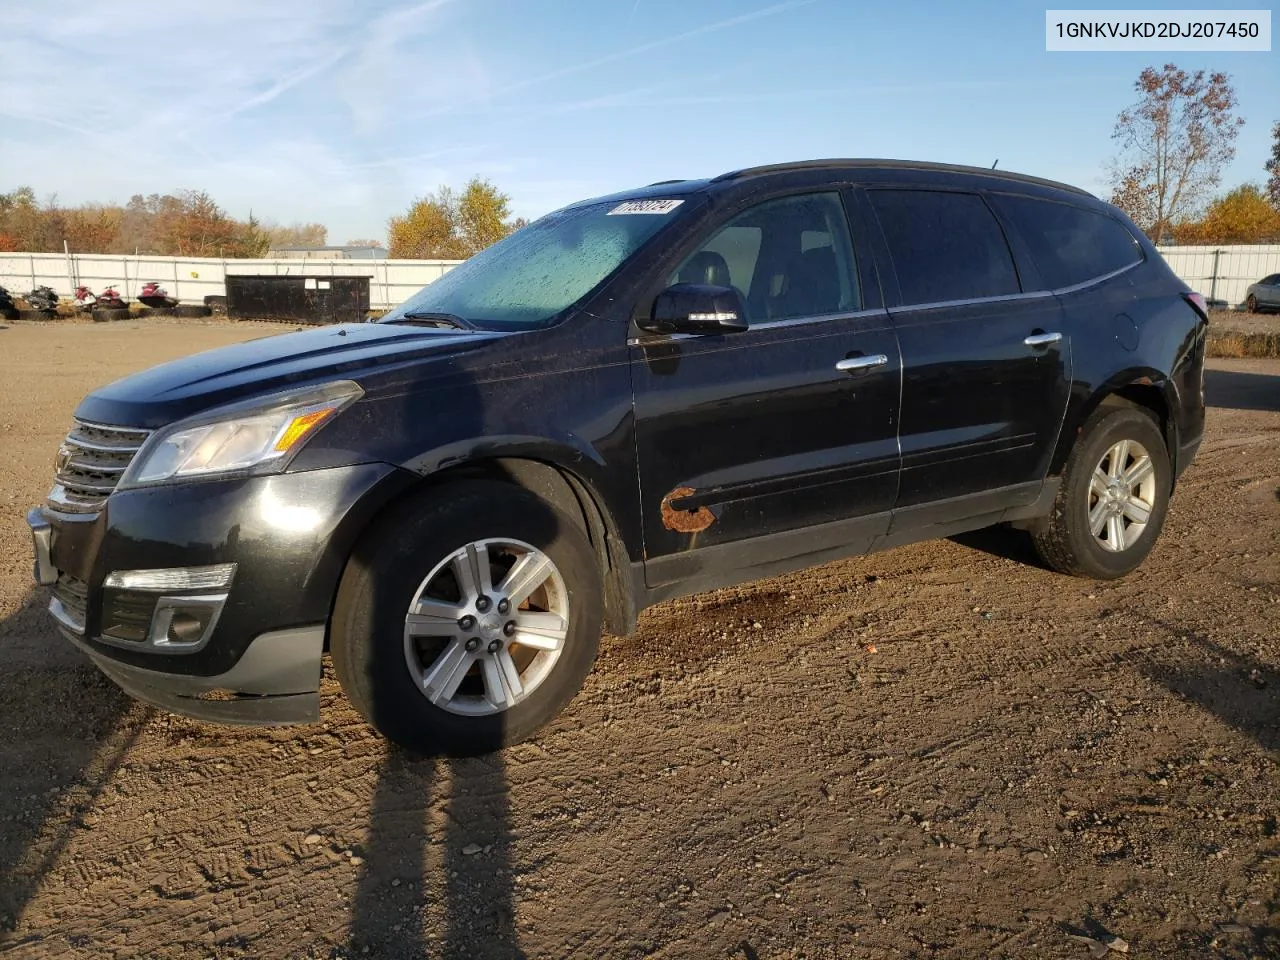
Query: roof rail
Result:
<box><xmin>710</xmin><ymin>159</ymin><xmax>1091</xmax><ymax>196</ymax></box>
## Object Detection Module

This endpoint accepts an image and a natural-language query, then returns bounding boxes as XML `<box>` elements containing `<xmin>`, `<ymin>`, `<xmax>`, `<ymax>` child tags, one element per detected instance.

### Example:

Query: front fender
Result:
<box><xmin>403</xmin><ymin>432</ymin><xmax>605</xmax><ymax>477</ymax></box>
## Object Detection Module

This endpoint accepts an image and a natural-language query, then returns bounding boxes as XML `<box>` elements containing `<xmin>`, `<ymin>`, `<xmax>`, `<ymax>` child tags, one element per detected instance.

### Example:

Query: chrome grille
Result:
<box><xmin>47</xmin><ymin>420</ymin><xmax>150</xmax><ymax>515</ymax></box>
<box><xmin>52</xmin><ymin>573</ymin><xmax>89</xmax><ymax>633</ymax></box>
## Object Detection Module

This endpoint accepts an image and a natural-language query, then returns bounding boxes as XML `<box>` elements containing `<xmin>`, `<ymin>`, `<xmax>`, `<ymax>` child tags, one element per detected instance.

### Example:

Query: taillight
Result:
<box><xmin>1184</xmin><ymin>292</ymin><xmax>1209</xmax><ymax>322</ymax></box>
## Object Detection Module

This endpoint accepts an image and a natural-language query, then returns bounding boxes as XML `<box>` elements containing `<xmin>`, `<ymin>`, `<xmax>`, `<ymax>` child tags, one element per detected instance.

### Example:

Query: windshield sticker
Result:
<box><xmin>607</xmin><ymin>199</ymin><xmax>685</xmax><ymax>216</ymax></box>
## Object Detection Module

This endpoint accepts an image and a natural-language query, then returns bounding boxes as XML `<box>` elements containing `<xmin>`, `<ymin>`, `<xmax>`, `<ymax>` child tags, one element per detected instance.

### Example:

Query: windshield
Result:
<box><xmin>380</xmin><ymin>197</ymin><xmax>692</xmax><ymax>329</ymax></box>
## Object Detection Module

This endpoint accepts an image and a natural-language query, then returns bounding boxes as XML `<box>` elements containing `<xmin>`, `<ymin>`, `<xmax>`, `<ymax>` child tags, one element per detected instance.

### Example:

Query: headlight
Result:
<box><xmin>119</xmin><ymin>380</ymin><xmax>363</xmax><ymax>488</ymax></box>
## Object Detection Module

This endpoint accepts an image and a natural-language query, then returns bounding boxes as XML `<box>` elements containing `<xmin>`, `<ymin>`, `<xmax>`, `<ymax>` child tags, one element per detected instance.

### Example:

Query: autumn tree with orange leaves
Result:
<box><xmin>1172</xmin><ymin>185</ymin><xmax>1280</xmax><ymax>244</ymax></box>
<box><xmin>388</xmin><ymin>178</ymin><xmax>525</xmax><ymax>259</ymax></box>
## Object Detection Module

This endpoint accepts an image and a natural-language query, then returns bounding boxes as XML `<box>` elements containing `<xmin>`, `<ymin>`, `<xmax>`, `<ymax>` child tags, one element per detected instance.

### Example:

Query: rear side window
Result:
<box><xmin>993</xmin><ymin>195</ymin><xmax>1142</xmax><ymax>290</ymax></box>
<box><xmin>868</xmin><ymin>190</ymin><xmax>1019</xmax><ymax>304</ymax></box>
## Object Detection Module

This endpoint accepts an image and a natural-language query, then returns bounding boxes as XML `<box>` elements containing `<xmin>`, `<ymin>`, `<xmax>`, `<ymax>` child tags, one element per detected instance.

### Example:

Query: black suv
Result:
<box><xmin>27</xmin><ymin>160</ymin><xmax>1207</xmax><ymax>754</ymax></box>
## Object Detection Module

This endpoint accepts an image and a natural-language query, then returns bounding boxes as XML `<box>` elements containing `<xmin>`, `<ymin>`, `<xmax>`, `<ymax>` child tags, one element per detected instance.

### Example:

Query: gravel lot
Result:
<box><xmin>1</xmin><ymin>320</ymin><xmax>1277</xmax><ymax>959</ymax></box>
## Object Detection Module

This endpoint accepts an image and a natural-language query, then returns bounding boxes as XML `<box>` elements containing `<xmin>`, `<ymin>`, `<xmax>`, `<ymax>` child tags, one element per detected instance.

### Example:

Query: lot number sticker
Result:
<box><xmin>608</xmin><ymin>199</ymin><xmax>685</xmax><ymax>215</ymax></box>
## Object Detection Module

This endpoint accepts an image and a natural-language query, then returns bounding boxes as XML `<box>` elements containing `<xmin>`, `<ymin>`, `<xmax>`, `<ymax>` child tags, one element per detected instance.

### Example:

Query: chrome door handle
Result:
<box><xmin>835</xmin><ymin>354</ymin><xmax>889</xmax><ymax>373</ymax></box>
<box><xmin>1024</xmin><ymin>331</ymin><xmax>1063</xmax><ymax>347</ymax></box>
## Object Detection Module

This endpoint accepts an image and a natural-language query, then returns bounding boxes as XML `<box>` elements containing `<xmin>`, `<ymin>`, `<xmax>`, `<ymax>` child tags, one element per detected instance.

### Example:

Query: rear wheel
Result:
<box><xmin>1032</xmin><ymin>406</ymin><xmax>1171</xmax><ymax>579</ymax></box>
<box><xmin>332</xmin><ymin>482</ymin><xmax>603</xmax><ymax>755</ymax></box>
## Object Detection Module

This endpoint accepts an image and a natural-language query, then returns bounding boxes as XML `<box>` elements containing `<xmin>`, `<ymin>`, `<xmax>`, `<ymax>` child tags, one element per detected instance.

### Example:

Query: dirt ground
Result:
<box><xmin>0</xmin><ymin>320</ymin><xmax>1277</xmax><ymax>959</ymax></box>
<box><xmin>1209</xmin><ymin>309</ymin><xmax>1280</xmax><ymax>337</ymax></box>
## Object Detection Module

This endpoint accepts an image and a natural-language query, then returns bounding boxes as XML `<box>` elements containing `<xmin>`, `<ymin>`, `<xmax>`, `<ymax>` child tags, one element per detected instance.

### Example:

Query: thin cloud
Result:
<box><xmin>186</xmin><ymin>46</ymin><xmax>351</xmax><ymax>135</ymax></box>
<box><xmin>339</xmin><ymin>142</ymin><xmax>500</xmax><ymax>172</ymax></box>
<box><xmin>631</xmin><ymin>80</ymin><xmax>1011</xmax><ymax>106</ymax></box>
<box><xmin>413</xmin><ymin>0</ymin><xmax>815</xmax><ymax>118</ymax></box>
<box><xmin>372</xmin><ymin>0</ymin><xmax>457</xmax><ymax>32</ymax></box>
<box><xmin>0</xmin><ymin>109</ymin><xmax>102</xmax><ymax>139</ymax></box>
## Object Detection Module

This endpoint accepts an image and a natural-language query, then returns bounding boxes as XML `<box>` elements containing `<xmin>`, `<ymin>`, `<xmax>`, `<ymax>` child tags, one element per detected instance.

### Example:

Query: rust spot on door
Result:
<box><xmin>660</xmin><ymin>486</ymin><xmax>715</xmax><ymax>533</ymax></box>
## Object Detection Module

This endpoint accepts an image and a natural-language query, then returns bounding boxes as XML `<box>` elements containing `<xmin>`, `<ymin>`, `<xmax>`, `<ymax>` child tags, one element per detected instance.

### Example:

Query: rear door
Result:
<box><xmin>631</xmin><ymin>190</ymin><xmax>902</xmax><ymax>587</ymax></box>
<box><xmin>865</xmin><ymin>187</ymin><xmax>1071</xmax><ymax>512</ymax></box>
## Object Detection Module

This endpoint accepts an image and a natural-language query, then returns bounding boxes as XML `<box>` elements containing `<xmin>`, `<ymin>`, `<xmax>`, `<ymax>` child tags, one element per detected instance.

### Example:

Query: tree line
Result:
<box><xmin>0</xmin><ymin>188</ymin><xmax>339</xmax><ymax>258</ymax></box>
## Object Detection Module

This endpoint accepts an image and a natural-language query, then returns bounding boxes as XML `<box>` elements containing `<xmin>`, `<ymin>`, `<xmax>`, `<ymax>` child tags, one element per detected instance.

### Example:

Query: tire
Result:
<box><xmin>138</xmin><ymin>305</ymin><xmax>175</xmax><ymax>317</ymax></box>
<box><xmin>91</xmin><ymin>306</ymin><xmax>129</xmax><ymax>322</ymax></box>
<box><xmin>18</xmin><ymin>308</ymin><xmax>56</xmax><ymax>321</ymax></box>
<box><xmin>1247</xmin><ymin>295</ymin><xmax>1258</xmax><ymax>313</ymax></box>
<box><xmin>1032</xmin><ymin>405</ymin><xmax>1171</xmax><ymax>579</ymax></box>
<box><xmin>175</xmin><ymin>304</ymin><xmax>212</xmax><ymax>318</ymax></box>
<box><xmin>332</xmin><ymin>481</ymin><xmax>603</xmax><ymax>755</ymax></box>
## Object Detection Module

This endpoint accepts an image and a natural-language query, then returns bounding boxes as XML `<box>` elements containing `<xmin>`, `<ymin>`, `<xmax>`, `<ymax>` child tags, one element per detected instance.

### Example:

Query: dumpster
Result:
<box><xmin>225</xmin><ymin>275</ymin><xmax>370</xmax><ymax>324</ymax></box>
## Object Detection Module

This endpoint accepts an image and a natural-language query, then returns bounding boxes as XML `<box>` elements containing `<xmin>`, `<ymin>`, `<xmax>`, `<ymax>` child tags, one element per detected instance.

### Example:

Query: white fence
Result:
<box><xmin>2</xmin><ymin>245</ymin><xmax>1278</xmax><ymax>312</ymax></box>
<box><xmin>0</xmin><ymin>253</ymin><xmax>462</xmax><ymax>310</ymax></box>
<box><xmin>1156</xmin><ymin>245</ymin><xmax>1280</xmax><ymax>307</ymax></box>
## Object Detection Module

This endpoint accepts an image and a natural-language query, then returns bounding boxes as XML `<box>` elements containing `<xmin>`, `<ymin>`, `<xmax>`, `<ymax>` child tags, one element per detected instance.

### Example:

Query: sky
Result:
<box><xmin>0</xmin><ymin>0</ymin><xmax>1275</xmax><ymax>243</ymax></box>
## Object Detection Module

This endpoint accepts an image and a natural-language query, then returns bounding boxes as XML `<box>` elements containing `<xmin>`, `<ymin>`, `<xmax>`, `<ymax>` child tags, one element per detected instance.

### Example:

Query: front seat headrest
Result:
<box><xmin>677</xmin><ymin>250</ymin><xmax>732</xmax><ymax>288</ymax></box>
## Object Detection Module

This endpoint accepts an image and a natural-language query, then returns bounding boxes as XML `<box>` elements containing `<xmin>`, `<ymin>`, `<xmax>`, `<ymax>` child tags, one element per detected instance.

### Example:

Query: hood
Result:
<box><xmin>76</xmin><ymin>322</ymin><xmax>505</xmax><ymax>428</ymax></box>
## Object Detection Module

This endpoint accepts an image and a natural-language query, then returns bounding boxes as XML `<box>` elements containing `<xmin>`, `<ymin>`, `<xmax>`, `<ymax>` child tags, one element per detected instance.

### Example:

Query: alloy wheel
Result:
<box><xmin>1087</xmin><ymin>439</ymin><xmax>1157</xmax><ymax>553</ymax></box>
<box><xmin>403</xmin><ymin>538</ymin><xmax>569</xmax><ymax>716</ymax></box>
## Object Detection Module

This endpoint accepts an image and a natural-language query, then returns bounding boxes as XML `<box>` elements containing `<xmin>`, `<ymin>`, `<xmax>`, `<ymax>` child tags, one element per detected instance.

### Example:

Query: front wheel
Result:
<box><xmin>332</xmin><ymin>482</ymin><xmax>603</xmax><ymax>755</ymax></box>
<box><xmin>1247</xmin><ymin>294</ymin><xmax>1259</xmax><ymax>313</ymax></box>
<box><xmin>1032</xmin><ymin>405</ymin><xmax>1171</xmax><ymax>579</ymax></box>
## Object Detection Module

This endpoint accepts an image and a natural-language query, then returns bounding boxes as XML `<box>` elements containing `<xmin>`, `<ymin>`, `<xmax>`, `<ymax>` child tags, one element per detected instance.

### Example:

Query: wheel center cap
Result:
<box><xmin>479</xmin><ymin>613</ymin><xmax>504</xmax><ymax>637</ymax></box>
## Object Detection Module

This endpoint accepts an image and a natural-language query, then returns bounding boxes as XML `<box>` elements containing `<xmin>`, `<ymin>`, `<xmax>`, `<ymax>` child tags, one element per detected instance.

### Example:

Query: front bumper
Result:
<box><xmin>28</xmin><ymin>460</ymin><xmax>417</xmax><ymax>723</ymax></box>
<box><xmin>59</xmin><ymin>622</ymin><xmax>325</xmax><ymax>724</ymax></box>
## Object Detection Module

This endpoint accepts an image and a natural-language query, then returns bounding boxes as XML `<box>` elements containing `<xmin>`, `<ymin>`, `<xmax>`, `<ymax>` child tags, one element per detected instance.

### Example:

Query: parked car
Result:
<box><xmin>1245</xmin><ymin>274</ymin><xmax>1280</xmax><ymax>313</ymax></box>
<box><xmin>26</xmin><ymin>159</ymin><xmax>1208</xmax><ymax>755</ymax></box>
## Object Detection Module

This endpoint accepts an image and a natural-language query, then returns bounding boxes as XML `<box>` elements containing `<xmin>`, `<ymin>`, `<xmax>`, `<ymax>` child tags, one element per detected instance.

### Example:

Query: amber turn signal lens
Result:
<box><xmin>273</xmin><ymin>408</ymin><xmax>337</xmax><ymax>453</ymax></box>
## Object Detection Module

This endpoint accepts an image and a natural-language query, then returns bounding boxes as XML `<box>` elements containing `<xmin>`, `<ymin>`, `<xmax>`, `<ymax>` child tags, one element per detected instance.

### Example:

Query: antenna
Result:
<box><xmin>991</xmin><ymin>159</ymin><xmax>999</xmax><ymax>169</ymax></box>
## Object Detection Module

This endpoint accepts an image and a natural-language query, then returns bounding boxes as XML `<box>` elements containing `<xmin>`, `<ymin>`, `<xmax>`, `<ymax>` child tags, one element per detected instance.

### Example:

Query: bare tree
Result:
<box><xmin>1110</xmin><ymin>64</ymin><xmax>1244</xmax><ymax>241</ymax></box>
<box><xmin>1265</xmin><ymin>120</ymin><xmax>1280</xmax><ymax>209</ymax></box>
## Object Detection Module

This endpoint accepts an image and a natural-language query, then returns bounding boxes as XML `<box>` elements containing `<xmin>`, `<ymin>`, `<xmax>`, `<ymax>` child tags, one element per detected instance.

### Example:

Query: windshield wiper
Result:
<box><xmin>389</xmin><ymin>311</ymin><xmax>474</xmax><ymax>330</ymax></box>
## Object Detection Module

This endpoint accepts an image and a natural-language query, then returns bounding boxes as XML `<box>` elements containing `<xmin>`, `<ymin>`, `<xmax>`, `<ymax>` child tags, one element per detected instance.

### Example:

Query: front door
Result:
<box><xmin>865</xmin><ymin>187</ymin><xmax>1071</xmax><ymax>510</ymax></box>
<box><xmin>631</xmin><ymin>191</ymin><xmax>902</xmax><ymax>587</ymax></box>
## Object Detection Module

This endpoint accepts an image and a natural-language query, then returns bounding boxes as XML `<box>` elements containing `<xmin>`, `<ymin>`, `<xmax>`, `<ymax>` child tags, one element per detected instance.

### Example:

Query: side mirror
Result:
<box><xmin>637</xmin><ymin>283</ymin><xmax>749</xmax><ymax>336</ymax></box>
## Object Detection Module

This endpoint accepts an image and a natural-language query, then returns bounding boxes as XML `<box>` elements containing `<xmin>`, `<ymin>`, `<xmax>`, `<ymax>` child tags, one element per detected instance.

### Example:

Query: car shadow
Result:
<box><xmin>1205</xmin><ymin>368</ymin><xmax>1280</xmax><ymax>413</ymax></box>
<box><xmin>1137</xmin><ymin>623</ymin><xmax>1278</xmax><ymax>755</ymax></box>
<box><xmin>948</xmin><ymin>524</ymin><xmax>1051</xmax><ymax>570</ymax></box>
<box><xmin>0</xmin><ymin>589</ymin><xmax>143</xmax><ymax>943</ymax></box>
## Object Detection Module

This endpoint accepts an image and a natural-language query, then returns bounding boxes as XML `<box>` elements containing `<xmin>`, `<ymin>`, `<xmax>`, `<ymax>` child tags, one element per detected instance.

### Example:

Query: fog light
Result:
<box><xmin>168</xmin><ymin>611</ymin><xmax>210</xmax><ymax>645</ymax></box>
<box><xmin>145</xmin><ymin>594</ymin><xmax>228</xmax><ymax>651</ymax></box>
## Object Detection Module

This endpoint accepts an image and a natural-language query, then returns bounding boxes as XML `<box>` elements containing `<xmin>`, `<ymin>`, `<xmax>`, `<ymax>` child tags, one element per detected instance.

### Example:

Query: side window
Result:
<box><xmin>993</xmin><ymin>194</ymin><xmax>1142</xmax><ymax>289</ymax></box>
<box><xmin>868</xmin><ymin>189</ymin><xmax>1019</xmax><ymax>304</ymax></box>
<box><xmin>669</xmin><ymin>192</ymin><xmax>860</xmax><ymax>321</ymax></box>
